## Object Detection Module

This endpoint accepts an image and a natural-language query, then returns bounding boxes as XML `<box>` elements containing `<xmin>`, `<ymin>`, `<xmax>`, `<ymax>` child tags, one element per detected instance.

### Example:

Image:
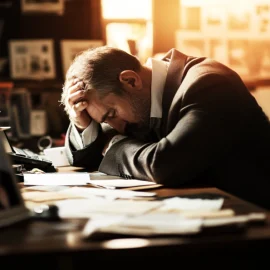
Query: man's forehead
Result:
<box><xmin>85</xmin><ymin>88</ymin><xmax>100</xmax><ymax>100</ymax></box>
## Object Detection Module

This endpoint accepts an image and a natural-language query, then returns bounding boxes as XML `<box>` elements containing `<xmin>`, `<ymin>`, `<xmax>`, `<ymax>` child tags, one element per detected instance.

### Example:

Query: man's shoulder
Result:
<box><xmin>184</xmin><ymin>56</ymin><xmax>237</xmax><ymax>80</ymax></box>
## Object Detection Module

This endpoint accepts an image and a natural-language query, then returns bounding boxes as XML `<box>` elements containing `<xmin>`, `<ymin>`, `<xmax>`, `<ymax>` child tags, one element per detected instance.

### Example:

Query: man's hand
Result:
<box><xmin>65</xmin><ymin>79</ymin><xmax>91</xmax><ymax>132</ymax></box>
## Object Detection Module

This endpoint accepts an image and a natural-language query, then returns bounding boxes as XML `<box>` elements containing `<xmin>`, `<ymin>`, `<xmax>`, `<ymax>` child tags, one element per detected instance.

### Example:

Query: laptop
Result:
<box><xmin>0</xmin><ymin>127</ymin><xmax>56</xmax><ymax>172</ymax></box>
<box><xmin>0</xmin><ymin>136</ymin><xmax>60</xmax><ymax>228</ymax></box>
<box><xmin>0</xmin><ymin>133</ymin><xmax>30</xmax><ymax>228</ymax></box>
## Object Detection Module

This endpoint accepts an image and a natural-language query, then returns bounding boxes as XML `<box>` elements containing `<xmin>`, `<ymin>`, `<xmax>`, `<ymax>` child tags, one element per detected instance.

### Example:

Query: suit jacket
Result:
<box><xmin>65</xmin><ymin>49</ymin><xmax>270</xmax><ymax>209</ymax></box>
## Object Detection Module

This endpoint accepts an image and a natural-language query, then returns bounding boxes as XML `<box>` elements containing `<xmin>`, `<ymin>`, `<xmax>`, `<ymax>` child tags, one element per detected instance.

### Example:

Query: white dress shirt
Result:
<box><xmin>70</xmin><ymin>57</ymin><xmax>168</xmax><ymax>150</ymax></box>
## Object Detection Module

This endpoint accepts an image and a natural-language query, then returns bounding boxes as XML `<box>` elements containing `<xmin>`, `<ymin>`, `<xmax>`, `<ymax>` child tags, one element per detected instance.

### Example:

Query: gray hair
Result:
<box><xmin>60</xmin><ymin>46</ymin><xmax>141</xmax><ymax>114</ymax></box>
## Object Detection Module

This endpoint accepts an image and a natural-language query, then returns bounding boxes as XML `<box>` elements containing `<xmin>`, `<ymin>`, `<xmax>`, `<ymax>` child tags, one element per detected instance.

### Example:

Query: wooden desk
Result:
<box><xmin>0</xmin><ymin>186</ymin><xmax>270</xmax><ymax>268</ymax></box>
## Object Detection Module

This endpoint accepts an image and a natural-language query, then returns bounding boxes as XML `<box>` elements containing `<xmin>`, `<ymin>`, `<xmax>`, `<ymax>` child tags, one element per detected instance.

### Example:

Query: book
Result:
<box><xmin>0</xmin><ymin>82</ymin><xmax>13</xmax><ymax>128</ymax></box>
<box><xmin>10</xmin><ymin>88</ymin><xmax>32</xmax><ymax>139</ymax></box>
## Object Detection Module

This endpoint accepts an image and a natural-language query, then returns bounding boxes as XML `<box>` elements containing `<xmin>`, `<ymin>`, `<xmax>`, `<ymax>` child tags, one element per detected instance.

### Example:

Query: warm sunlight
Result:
<box><xmin>101</xmin><ymin>0</ymin><xmax>151</xmax><ymax>19</ymax></box>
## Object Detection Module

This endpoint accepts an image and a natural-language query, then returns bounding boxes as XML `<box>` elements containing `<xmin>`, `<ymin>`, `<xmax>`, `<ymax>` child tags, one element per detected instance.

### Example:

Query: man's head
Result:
<box><xmin>61</xmin><ymin>46</ymin><xmax>152</xmax><ymax>136</ymax></box>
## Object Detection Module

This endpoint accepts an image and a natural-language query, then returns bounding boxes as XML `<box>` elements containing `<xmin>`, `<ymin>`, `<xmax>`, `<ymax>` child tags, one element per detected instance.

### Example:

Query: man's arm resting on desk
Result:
<box><xmin>65</xmin><ymin>122</ymin><xmax>122</xmax><ymax>170</ymax></box>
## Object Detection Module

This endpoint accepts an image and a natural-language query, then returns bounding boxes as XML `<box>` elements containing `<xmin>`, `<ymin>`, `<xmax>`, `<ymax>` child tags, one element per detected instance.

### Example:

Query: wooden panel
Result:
<box><xmin>152</xmin><ymin>0</ymin><xmax>179</xmax><ymax>55</ymax></box>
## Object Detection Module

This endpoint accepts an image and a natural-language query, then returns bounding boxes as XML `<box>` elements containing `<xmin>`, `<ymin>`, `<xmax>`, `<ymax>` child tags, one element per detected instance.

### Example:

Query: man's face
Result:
<box><xmin>85</xmin><ymin>88</ymin><xmax>151</xmax><ymax>137</ymax></box>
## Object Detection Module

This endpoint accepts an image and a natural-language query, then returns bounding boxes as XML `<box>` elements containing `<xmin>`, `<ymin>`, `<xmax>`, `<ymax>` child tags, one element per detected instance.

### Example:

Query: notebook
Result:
<box><xmin>0</xmin><ymin>133</ymin><xmax>31</xmax><ymax>228</ymax></box>
<box><xmin>0</xmin><ymin>127</ymin><xmax>56</xmax><ymax>172</ymax></box>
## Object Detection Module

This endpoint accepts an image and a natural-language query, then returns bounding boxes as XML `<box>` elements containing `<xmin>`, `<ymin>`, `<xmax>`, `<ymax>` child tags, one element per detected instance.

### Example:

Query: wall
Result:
<box><xmin>0</xmin><ymin>0</ymin><xmax>102</xmax><ymax>80</ymax></box>
<box><xmin>252</xmin><ymin>86</ymin><xmax>270</xmax><ymax>119</ymax></box>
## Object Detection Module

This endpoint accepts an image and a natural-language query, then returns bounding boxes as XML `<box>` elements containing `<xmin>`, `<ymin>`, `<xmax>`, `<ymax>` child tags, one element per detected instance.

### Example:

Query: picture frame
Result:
<box><xmin>254</xmin><ymin>4</ymin><xmax>270</xmax><ymax>34</ymax></box>
<box><xmin>8</xmin><ymin>39</ymin><xmax>56</xmax><ymax>80</ymax></box>
<box><xmin>60</xmin><ymin>39</ymin><xmax>103</xmax><ymax>78</ymax></box>
<box><xmin>20</xmin><ymin>0</ymin><xmax>64</xmax><ymax>15</ymax></box>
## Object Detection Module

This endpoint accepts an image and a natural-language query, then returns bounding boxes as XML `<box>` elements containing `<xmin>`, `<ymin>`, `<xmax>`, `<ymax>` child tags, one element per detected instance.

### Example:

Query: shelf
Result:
<box><xmin>0</xmin><ymin>79</ymin><xmax>63</xmax><ymax>92</ymax></box>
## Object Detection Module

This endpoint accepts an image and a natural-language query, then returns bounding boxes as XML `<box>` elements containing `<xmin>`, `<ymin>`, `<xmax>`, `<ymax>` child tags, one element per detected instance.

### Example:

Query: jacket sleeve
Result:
<box><xmin>65</xmin><ymin>123</ymin><xmax>116</xmax><ymax>171</ymax></box>
<box><xmin>98</xmin><ymin>73</ymin><xmax>249</xmax><ymax>186</ymax></box>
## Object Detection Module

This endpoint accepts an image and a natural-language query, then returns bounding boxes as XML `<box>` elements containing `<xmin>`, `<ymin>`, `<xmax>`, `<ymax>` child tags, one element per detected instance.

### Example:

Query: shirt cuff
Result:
<box><xmin>70</xmin><ymin>121</ymin><xmax>99</xmax><ymax>149</ymax></box>
<box><xmin>81</xmin><ymin>120</ymin><xmax>99</xmax><ymax>146</ymax></box>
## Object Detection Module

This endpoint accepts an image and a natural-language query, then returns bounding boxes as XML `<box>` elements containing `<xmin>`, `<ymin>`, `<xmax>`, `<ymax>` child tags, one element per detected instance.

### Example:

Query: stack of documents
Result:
<box><xmin>23</xmin><ymin>171</ymin><xmax>162</xmax><ymax>190</ymax></box>
<box><xmin>81</xmin><ymin>197</ymin><xmax>267</xmax><ymax>238</ymax></box>
<box><xmin>21</xmin><ymin>171</ymin><xmax>267</xmax><ymax>238</ymax></box>
<box><xmin>23</xmin><ymin>172</ymin><xmax>90</xmax><ymax>186</ymax></box>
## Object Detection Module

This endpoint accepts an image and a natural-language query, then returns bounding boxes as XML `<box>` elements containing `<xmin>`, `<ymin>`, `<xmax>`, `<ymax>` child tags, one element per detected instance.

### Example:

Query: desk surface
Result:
<box><xmin>1</xmin><ymin>185</ymin><xmax>270</xmax><ymax>267</ymax></box>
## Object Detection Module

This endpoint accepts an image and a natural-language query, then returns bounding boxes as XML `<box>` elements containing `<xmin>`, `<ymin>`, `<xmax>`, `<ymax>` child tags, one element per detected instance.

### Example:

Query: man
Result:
<box><xmin>61</xmin><ymin>46</ymin><xmax>270</xmax><ymax>209</ymax></box>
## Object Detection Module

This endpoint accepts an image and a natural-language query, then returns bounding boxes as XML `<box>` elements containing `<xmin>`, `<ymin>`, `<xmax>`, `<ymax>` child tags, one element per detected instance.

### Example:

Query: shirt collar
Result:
<box><xmin>146</xmin><ymin>58</ymin><xmax>168</xmax><ymax>119</ymax></box>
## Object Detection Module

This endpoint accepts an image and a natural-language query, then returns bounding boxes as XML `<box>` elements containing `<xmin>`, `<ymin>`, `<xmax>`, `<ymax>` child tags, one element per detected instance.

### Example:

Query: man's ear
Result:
<box><xmin>119</xmin><ymin>70</ymin><xmax>142</xmax><ymax>89</ymax></box>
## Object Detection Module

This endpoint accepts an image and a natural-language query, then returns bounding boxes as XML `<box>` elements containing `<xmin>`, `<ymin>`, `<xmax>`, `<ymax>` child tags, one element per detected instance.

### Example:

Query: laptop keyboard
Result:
<box><xmin>13</xmin><ymin>146</ymin><xmax>51</xmax><ymax>163</ymax></box>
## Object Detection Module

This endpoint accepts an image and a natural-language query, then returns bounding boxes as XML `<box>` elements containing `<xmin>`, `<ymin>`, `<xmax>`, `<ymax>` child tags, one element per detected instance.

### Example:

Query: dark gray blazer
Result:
<box><xmin>65</xmin><ymin>49</ymin><xmax>270</xmax><ymax>209</ymax></box>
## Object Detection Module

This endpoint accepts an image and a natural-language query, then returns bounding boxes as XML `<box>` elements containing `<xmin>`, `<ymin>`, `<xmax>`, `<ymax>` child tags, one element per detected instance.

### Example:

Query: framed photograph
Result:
<box><xmin>254</xmin><ymin>4</ymin><xmax>270</xmax><ymax>34</ymax></box>
<box><xmin>60</xmin><ymin>39</ymin><xmax>103</xmax><ymax>77</ymax></box>
<box><xmin>21</xmin><ymin>0</ymin><xmax>64</xmax><ymax>15</ymax></box>
<box><xmin>9</xmin><ymin>39</ymin><xmax>56</xmax><ymax>80</ymax></box>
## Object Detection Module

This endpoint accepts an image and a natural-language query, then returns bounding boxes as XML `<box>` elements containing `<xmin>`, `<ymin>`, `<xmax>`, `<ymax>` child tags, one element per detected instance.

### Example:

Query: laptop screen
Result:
<box><xmin>0</xmin><ymin>128</ymin><xmax>13</xmax><ymax>153</ymax></box>
<box><xmin>0</xmin><ymin>130</ymin><xmax>30</xmax><ymax>228</ymax></box>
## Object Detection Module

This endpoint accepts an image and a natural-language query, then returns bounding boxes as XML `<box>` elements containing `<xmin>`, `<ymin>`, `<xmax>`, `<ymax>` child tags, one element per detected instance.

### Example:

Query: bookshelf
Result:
<box><xmin>0</xmin><ymin>81</ymin><xmax>13</xmax><ymax>128</ymax></box>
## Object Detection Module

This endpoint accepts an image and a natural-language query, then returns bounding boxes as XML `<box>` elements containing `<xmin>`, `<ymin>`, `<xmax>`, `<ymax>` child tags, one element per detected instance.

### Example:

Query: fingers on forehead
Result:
<box><xmin>68</xmin><ymin>91</ymin><xmax>82</xmax><ymax>104</ymax></box>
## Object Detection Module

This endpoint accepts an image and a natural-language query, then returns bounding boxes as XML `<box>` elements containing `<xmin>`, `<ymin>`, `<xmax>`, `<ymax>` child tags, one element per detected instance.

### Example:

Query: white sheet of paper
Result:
<box><xmin>21</xmin><ymin>185</ymin><xmax>70</xmax><ymax>192</ymax></box>
<box><xmin>23</xmin><ymin>172</ymin><xmax>89</xmax><ymax>185</ymax></box>
<box><xmin>88</xmin><ymin>179</ymin><xmax>156</xmax><ymax>188</ymax></box>
<box><xmin>55</xmin><ymin>198</ymin><xmax>162</xmax><ymax>218</ymax></box>
<box><xmin>159</xmin><ymin>197</ymin><xmax>224</xmax><ymax>212</ymax></box>
<box><xmin>82</xmin><ymin>215</ymin><xmax>127</xmax><ymax>237</ymax></box>
<box><xmin>97</xmin><ymin>213</ymin><xmax>203</xmax><ymax>236</ymax></box>
<box><xmin>60</xmin><ymin>186</ymin><xmax>156</xmax><ymax>199</ymax></box>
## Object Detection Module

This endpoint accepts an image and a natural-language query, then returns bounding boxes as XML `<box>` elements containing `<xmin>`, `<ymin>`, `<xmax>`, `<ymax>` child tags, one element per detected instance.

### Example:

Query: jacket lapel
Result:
<box><xmin>161</xmin><ymin>49</ymin><xmax>188</xmax><ymax>135</ymax></box>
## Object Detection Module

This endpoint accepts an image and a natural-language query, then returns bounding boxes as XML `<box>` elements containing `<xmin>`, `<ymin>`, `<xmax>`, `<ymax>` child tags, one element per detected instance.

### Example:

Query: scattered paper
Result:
<box><xmin>203</xmin><ymin>212</ymin><xmax>267</xmax><ymax>227</ymax></box>
<box><xmin>158</xmin><ymin>197</ymin><xmax>224</xmax><ymax>212</ymax></box>
<box><xmin>88</xmin><ymin>179</ymin><xmax>158</xmax><ymax>189</ymax></box>
<box><xmin>82</xmin><ymin>215</ymin><xmax>128</xmax><ymax>237</ymax></box>
<box><xmin>21</xmin><ymin>185</ymin><xmax>70</xmax><ymax>192</ymax></box>
<box><xmin>55</xmin><ymin>199</ymin><xmax>162</xmax><ymax>218</ymax></box>
<box><xmin>176</xmin><ymin>209</ymin><xmax>235</xmax><ymax>219</ymax></box>
<box><xmin>95</xmin><ymin>213</ymin><xmax>203</xmax><ymax>237</ymax></box>
<box><xmin>60</xmin><ymin>186</ymin><xmax>156</xmax><ymax>200</ymax></box>
<box><xmin>22</xmin><ymin>191</ymin><xmax>84</xmax><ymax>202</ymax></box>
<box><xmin>23</xmin><ymin>172</ymin><xmax>89</xmax><ymax>185</ymax></box>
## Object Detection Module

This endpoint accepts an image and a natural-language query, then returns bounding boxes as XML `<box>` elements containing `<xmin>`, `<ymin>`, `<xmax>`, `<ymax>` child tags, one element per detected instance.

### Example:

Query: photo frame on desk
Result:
<box><xmin>60</xmin><ymin>39</ymin><xmax>103</xmax><ymax>78</ymax></box>
<box><xmin>8</xmin><ymin>39</ymin><xmax>56</xmax><ymax>80</ymax></box>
